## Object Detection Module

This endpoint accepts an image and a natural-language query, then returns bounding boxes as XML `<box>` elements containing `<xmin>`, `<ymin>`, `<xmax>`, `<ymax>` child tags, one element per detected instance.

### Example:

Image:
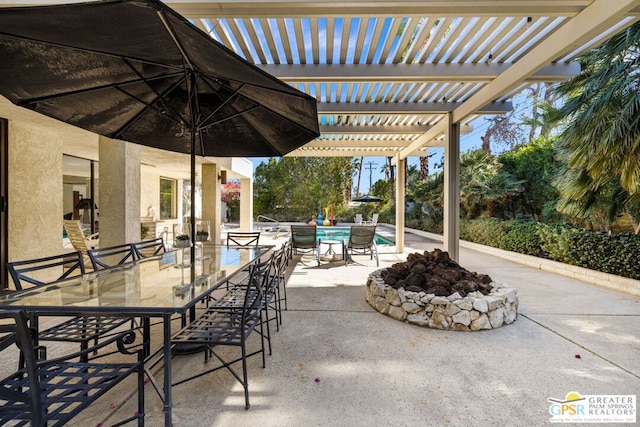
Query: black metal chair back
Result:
<box><xmin>7</xmin><ymin>251</ymin><xmax>85</xmax><ymax>290</ymax></box>
<box><xmin>171</xmin><ymin>254</ymin><xmax>269</xmax><ymax>409</ymax></box>
<box><xmin>88</xmin><ymin>243</ymin><xmax>137</xmax><ymax>270</ymax></box>
<box><xmin>133</xmin><ymin>237</ymin><xmax>166</xmax><ymax>258</ymax></box>
<box><xmin>7</xmin><ymin>250</ymin><xmax>132</xmax><ymax>362</ymax></box>
<box><xmin>0</xmin><ymin>309</ymin><xmax>145</xmax><ymax>426</ymax></box>
<box><xmin>226</xmin><ymin>231</ymin><xmax>261</xmax><ymax>247</ymax></box>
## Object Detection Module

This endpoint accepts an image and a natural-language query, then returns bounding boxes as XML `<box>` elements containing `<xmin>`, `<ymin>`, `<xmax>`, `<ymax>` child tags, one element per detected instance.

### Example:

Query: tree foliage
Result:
<box><xmin>253</xmin><ymin>157</ymin><xmax>353</xmax><ymax>221</ymax></box>
<box><xmin>553</xmin><ymin>22</ymin><xmax>640</xmax><ymax>230</ymax></box>
<box><xmin>499</xmin><ymin>137</ymin><xmax>560</xmax><ymax>220</ymax></box>
<box><xmin>408</xmin><ymin>149</ymin><xmax>523</xmax><ymax>222</ymax></box>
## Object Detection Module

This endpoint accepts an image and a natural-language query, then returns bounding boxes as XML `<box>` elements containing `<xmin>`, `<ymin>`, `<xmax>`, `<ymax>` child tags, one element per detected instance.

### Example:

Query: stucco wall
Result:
<box><xmin>8</xmin><ymin>120</ymin><xmax>63</xmax><ymax>261</ymax></box>
<box><xmin>141</xmin><ymin>166</ymin><xmax>160</xmax><ymax>220</ymax></box>
<box><xmin>98</xmin><ymin>137</ymin><xmax>141</xmax><ymax>247</ymax></box>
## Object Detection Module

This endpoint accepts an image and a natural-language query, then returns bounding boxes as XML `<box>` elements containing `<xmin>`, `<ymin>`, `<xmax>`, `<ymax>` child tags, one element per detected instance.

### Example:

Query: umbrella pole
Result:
<box><xmin>189</xmin><ymin>72</ymin><xmax>197</xmax><ymax>276</ymax></box>
<box><xmin>173</xmin><ymin>72</ymin><xmax>205</xmax><ymax>356</ymax></box>
<box><xmin>190</xmin><ymin>131</ymin><xmax>196</xmax><ymax>274</ymax></box>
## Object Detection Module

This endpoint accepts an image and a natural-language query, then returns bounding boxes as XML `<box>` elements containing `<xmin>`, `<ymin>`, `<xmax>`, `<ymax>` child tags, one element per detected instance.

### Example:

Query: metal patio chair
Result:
<box><xmin>226</xmin><ymin>231</ymin><xmax>261</xmax><ymax>247</ymax></box>
<box><xmin>0</xmin><ymin>309</ymin><xmax>145</xmax><ymax>426</ymax></box>
<box><xmin>6</xmin><ymin>251</ymin><xmax>132</xmax><ymax>362</ymax></box>
<box><xmin>133</xmin><ymin>237</ymin><xmax>167</xmax><ymax>259</ymax></box>
<box><xmin>87</xmin><ymin>242</ymin><xmax>137</xmax><ymax>270</ymax></box>
<box><xmin>290</xmin><ymin>225</ymin><xmax>320</xmax><ymax>266</ymax></box>
<box><xmin>171</xmin><ymin>258</ymin><xmax>267</xmax><ymax>409</ymax></box>
<box><xmin>206</xmin><ymin>251</ymin><xmax>278</xmax><ymax>354</ymax></box>
<box><xmin>344</xmin><ymin>225</ymin><xmax>379</xmax><ymax>266</ymax></box>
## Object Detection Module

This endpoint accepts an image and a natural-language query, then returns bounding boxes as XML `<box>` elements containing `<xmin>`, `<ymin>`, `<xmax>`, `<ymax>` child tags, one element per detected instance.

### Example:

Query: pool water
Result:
<box><xmin>316</xmin><ymin>227</ymin><xmax>393</xmax><ymax>245</ymax></box>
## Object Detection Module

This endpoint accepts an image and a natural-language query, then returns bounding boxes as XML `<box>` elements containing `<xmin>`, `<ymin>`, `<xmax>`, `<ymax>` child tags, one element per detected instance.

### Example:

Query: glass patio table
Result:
<box><xmin>0</xmin><ymin>243</ymin><xmax>273</xmax><ymax>427</ymax></box>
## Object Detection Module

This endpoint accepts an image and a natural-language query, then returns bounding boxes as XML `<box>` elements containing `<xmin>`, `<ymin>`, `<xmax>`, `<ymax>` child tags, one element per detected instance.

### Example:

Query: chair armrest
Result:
<box><xmin>36</xmin><ymin>328</ymin><xmax>141</xmax><ymax>367</ymax></box>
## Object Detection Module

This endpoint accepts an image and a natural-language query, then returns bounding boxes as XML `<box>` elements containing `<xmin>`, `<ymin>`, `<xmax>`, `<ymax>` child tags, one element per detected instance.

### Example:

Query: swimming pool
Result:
<box><xmin>316</xmin><ymin>227</ymin><xmax>394</xmax><ymax>245</ymax></box>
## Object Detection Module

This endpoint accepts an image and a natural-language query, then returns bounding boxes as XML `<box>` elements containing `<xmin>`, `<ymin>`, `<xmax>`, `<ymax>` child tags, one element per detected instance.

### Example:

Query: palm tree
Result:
<box><xmin>554</xmin><ymin>22</ymin><xmax>640</xmax><ymax>196</ymax></box>
<box><xmin>459</xmin><ymin>150</ymin><xmax>523</xmax><ymax>218</ymax></box>
<box><xmin>552</xmin><ymin>22</ymin><xmax>640</xmax><ymax>231</ymax></box>
<box><xmin>353</xmin><ymin>156</ymin><xmax>363</xmax><ymax>198</ymax></box>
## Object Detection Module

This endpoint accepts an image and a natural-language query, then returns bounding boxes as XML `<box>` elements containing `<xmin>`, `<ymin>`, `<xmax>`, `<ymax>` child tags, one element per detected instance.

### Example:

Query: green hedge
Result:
<box><xmin>458</xmin><ymin>218</ymin><xmax>640</xmax><ymax>280</ymax></box>
<box><xmin>499</xmin><ymin>220</ymin><xmax>543</xmax><ymax>256</ymax></box>
<box><xmin>568</xmin><ymin>231</ymin><xmax>640</xmax><ymax>279</ymax></box>
<box><xmin>460</xmin><ymin>218</ymin><xmax>511</xmax><ymax>247</ymax></box>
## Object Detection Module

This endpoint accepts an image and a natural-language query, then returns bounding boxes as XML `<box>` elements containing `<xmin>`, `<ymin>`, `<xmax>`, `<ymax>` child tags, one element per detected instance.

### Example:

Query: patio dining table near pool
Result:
<box><xmin>0</xmin><ymin>243</ymin><xmax>273</xmax><ymax>427</ymax></box>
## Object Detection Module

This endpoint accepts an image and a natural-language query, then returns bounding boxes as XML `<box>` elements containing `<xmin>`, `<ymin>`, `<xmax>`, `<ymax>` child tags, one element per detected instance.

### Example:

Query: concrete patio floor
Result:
<box><xmin>8</xmin><ymin>225</ymin><xmax>640</xmax><ymax>426</ymax></box>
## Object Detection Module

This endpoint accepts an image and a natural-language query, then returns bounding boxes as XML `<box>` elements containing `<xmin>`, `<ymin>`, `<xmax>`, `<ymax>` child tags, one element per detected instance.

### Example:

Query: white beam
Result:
<box><xmin>452</xmin><ymin>0</ymin><xmax>640</xmax><ymax>123</ymax></box>
<box><xmin>169</xmin><ymin>1</ymin><xmax>630</xmax><ymax>18</ymax></box>
<box><xmin>258</xmin><ymin>63</ymin><xmax>580</xmax><ymax>82</ymax></box>
<box><xmin>319</xmin><ymin>101</ymin><xmax>511</xmax><ymax>115</ymax></box>
<box><xmin>287</xmin><ymin>148</ymin><xmax>406</xmax><ymax>157</ymax></box>
<box><xmin>398</xmin><ymin>120</ymin><xmax>447</xmax><ymax>159</ymax></box>
<box><xmin>318</xmin><ymin>123</ymin><xmax>472</xmax><ymax>135</ymax></box>
<box><xmin>307</xmin><ymin>140</ymin><xmax>419</xmax><ymax>148</ymax></box>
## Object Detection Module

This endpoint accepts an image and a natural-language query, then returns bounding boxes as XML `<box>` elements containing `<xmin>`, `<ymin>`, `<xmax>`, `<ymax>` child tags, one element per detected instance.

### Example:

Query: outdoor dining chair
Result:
<box><xmin>87</xmin><ymin>242</ymin><xmax>137</xmax><ymax>270</ymax></box>
<box><xmin>274</xmin><ymin>245</ymin><xmax>290</xmax><ymax>311</ymax></box>
<box><xmin>344</xmin><ymin>225</ymin><xmax>379</xmax><ymax>266</ymax></box>
<box><xmin>206</xmin><ymin>251</ymin><xmax>279</xmax><ymax>354</ymax></box>
<box><xmin>0</xmin><ymin>309</ymin><xmax>145</xmax><ymax>426</ymax></box>
<box><xmin>171</xmin><ymin>257</ymin><xmax>268</xmax><ymax>409</ymax></box>
<box><xmin>226</xmin><ymin>231</ymin><xmax>261</xmax><ymax>247</ymax></box>
<box><xmin>133</xmin><ymin>237</ymin><xmax>167</xmax><ymax>258</ymax></box>
<box><xmin>6</xmin><ymin>251</ymin><xmax>132</xmax><ymax>362</ymax></box>
<box><xmin>7</xmin><ymin>250</ymin><xmax>84</xmax><ymax>290</ymax></box>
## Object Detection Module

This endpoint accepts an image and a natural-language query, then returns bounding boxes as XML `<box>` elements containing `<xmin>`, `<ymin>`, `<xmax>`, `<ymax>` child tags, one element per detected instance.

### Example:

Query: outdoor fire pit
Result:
<box><xmin>366</xmin><ymin>249</ymin><xmax>518</xmax><ymax>331</ymax></box>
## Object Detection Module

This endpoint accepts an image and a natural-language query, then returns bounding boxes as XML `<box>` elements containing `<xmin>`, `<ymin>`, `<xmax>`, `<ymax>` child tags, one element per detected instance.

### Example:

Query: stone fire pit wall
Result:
<box><xmin>366</xmin><ymin>270</ymin><xmax>519</xmax><ymax>331</ymax></box>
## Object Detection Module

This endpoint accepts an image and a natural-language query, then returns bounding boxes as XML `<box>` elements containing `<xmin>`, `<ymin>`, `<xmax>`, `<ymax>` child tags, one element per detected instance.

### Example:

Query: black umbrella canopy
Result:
<box><xmin>0</xmin><ymin>0</ymin><xmax>320</xmax><ymax>271</ymax></box>
<box><xmin>353</xmin><ymin>194</ymin><xmax>383</xmax><ymax>203</ymax></box>
<box><xmin>0</xmin><ymin>0</ymin><xmax>320</xmax><ymax>157</ymax></box>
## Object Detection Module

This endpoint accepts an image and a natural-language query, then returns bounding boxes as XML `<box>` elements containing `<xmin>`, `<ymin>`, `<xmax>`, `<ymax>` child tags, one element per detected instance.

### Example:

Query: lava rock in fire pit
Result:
<box><xmin>379</xmin><ymin>248</ymin><xmax>493</xmax><ymax>297</ymax></box>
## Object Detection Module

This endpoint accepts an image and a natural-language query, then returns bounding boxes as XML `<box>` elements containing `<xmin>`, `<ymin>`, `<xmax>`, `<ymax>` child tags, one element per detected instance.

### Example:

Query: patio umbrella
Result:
<box><xmin>0</xmin><ymin>0</ymin><xmax>320</xmax><ymax>265</ymax></box>
<box><xmin>352</xmin><ymin>194</ymin><xmax>383</xmax><ymax>203</ymax></box>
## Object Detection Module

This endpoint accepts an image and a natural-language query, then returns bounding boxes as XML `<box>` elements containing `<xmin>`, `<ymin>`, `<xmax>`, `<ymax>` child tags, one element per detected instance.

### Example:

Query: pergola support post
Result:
<box><xmin>395</xmin><ymin>154</ymin><xmax>405</xmax><ymax>253</ymax></box>
<box><xmin>443</xmin><ymin>113</ymin><xmax>460</xmax><ymax>261</ymax></box>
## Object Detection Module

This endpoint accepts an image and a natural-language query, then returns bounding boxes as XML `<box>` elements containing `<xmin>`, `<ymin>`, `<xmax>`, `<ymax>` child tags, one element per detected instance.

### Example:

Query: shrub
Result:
<box><xmin>457</xmin><ymin>218</ymin><xmax>640</xmax><ymax>280</ymax></box>
<box><xmin>568</xmin><ymin>231</ymin><xmax>640</xmax><ymax>279</ymax></box>
<box><xmin>538</xmin><ymin>224</ymin><xmax>576</xmax><ymax>263</ymax></box>
<box><xmin>499</xmin><ymin>220</ymin><xmax>543</xmax><ymax>255</ymax></box>
<box><xmin>460</xmin><ymin>218</ymin><xmax>511</xmax><ymax>247</ymax></box>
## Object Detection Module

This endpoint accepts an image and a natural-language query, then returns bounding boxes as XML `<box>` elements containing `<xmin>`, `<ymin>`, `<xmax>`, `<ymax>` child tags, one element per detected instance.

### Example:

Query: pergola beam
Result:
<box><xmin>286</xmin><ymin>148</ymin><xmax>432</xmax><ymax>157</ymax></box>
<box><xmin>258</xmin><ymin>63</ymin><xmax>580</xmax><ymax>83</ymax></box>
<box><xmin>398</xmin><ymin>120</ymin><xmax>447</xmax><ymax>159</ymax></box>
<box><xmin>318</xmin><ymin>123</ymin><xmax>472</xmax><ymax>135</ymax></box>
<box><xmin>170</xmin><ymin>1</ymin><xmax>640</xmax><ymax>18</ymax></box>
<box><xmin>319</xmin><ymin>101</ymin><xmax>511</xmax><ymax>115</ymax></box>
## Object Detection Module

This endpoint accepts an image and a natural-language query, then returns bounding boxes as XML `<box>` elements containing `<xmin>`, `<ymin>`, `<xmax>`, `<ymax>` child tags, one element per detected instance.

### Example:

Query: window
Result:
<box><xmin>159</xmin><ymin>177</ymin><xmax>177</xmax><ymax>219</ymax></box>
